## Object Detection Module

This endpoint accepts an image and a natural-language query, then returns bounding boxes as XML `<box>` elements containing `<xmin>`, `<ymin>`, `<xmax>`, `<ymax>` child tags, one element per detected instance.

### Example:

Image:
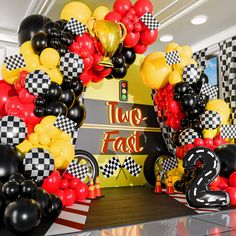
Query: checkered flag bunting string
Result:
<box><xmin>65</xmin><ymin>18</ymin><xmax>87</xmax><ymax>36</ymax></box>
<box><xmin>200</xmin><ymin>83</ymin><xmax>218</xmax><ymax>99</ymax></box>
<box><xmin>161</xmin><ymin>157</ymin><xmax>178</xmax><ymax>173</ymax></box>
<box><xmin>122</xmin><ymin>156</ymin><xmax>142</xmax><ymax>177</ymax></box>
<box><xmin>100</xmin><ymin>157</ymin><xmax>122</xmax><ymax>178</ymax></box>
<box><xmin>4</xmin><ymin>54</ymin><xmax>26</xmax><ymax>70</ymax></box>
<box><xmin>140</xmin><ymin>12</ymin><xmax>159</xmax><ymax>31</ymax></box>
<box><xmin>165</xmin><ymin>51</ymin><xmax>181</xmax><ymax>65</ymax></box>
<box><xmin>53</xmin><ymin>114</ymin><xmax>77</xmax><ymax>133</ymax></box>
<box><xmin>221</xmin><ymin>125</ymin><xmax>236</xmax><ymax>138</ymax></box>
<box><xmin>66</xmin><ymin>159</ymin><xmax>89</xmax><ymax>181</ymax></box>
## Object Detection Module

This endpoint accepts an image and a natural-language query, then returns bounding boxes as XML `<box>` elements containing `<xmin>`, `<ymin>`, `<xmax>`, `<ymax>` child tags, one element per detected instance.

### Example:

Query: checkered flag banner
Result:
<box><xmin>66</xmin><ymin>159</ymin><xmax>89</xmax><ymax>181</ymax></box>
<box><xmin>193</xmin><ymin>48</ymin><xmax>207</xmax><ymax>71</ymax></box>
<box><xmin>221</xmin><ymin>125</ymin><xmax>236</xmax><ymax>138</ymax></box>
<box><xmin>4</xmin><ymin>54</ymin><xmax>26</xmax><ymax>70</ymax></box>
<box><xmin>100</xmin><ymin>157</ymin><xmax>122</xmax><ymax>178</ymax></box>
<box><xmin>140</xmin><ymin>12</ymin><xmax>159</xmax><ymax>31</ymax></box>
<box><xmin>122</xmin><ymin>156</ymin><xmax>142</xmax><ymax>177</ymax></box>
<box><xmin>165</xmin><ymin>51</ymin><xmax>181</xmax><ymax>65</ymax></box>
<box><xmin>53</xmin><ymin>114</ymin><xmax>77</xmax><ymax>133</ymax></box>
<box><xmin>200</xmin><ymin>83</ymin><xmax>218</xmax><ymax>99</ymax></box>
<box><xmin>65</xmin><ymin>18</ymin><xmax>87</xmax><ymax>36</ymax></box>
<box><xmin>161</xmin><ymin>157</ymin><xmax>178</xmax><ymax>173</ymax></box>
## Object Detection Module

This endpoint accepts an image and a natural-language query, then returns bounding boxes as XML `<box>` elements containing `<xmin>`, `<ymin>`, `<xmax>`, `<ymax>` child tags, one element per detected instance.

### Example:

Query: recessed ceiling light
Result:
<box><xmin>159</xmin><ymin>34</ymin><xmax>174</xmax><ymax>42</ymax></box>
<box><xmin>191</xmin><ymin>15</ymin><xmax>208</xmax><ymax>25</ymax></box>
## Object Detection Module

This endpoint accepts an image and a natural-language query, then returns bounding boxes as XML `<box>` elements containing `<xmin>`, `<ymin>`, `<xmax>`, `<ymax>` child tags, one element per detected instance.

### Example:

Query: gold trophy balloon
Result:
<box><xmin>87</xmin><ymin>17</ymin><xmax>127</xmax><ymax>67</ymax></box>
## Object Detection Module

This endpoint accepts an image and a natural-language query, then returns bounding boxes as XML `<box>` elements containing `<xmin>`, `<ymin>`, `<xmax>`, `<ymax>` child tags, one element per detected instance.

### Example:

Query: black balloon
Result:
<box><xmin>71</xmin><ymin>79</ymin><xmax>84</xmax><ymax>97</ymax></box>
<box><xmin>60</xmin><ymin>89</ymin><xmax>75</xmax><ymax>108</ymax></box>
<box><xmin>43</xmin><ymin>21</ymin><xmax>60</xmax><ymax>35</ymax></box>
<box><xmin>21</xmin><ymin>180</ymin><xmax>37</xmax><ymax>198</ymax></box>
<box><xmin>174</xmin><ymin>93</ymin><xmax>181</xmax><ymax>101</ymax></box>
<box><xmin>0</xmin><ymin>195</ymin><xmax>6</xmax><ymax>225</ymax></box>
<box><xmin>45</xmin><ymin>105</ymin><xmax>53</xmax><ymax>115</ymax></box>
<box><xmin>34</xmin><ymin>188</ymin><xmax>52</xmax><ymax>217</ymax></box>
<box><xmin>181</xmin><ymin>94</ymin><xmax>197</xmax><ymax>110</ymax></box>
<box><xmin>112</xmin><ymin>64</ymin><xmax>127</xmax><ymax>79</ymax></box>
<box><xmin>9</xmin><ymin>173</ymin><xmax>25</xmax><ymax>184</ymax></box>
<box><xmin>46</xmin><ymin>82</ymin><xmax>62</xmax><ymax>100</ymax></box>
<box><xmin>174</xmin><ymin>82</ymin><xmax>189</xmax><ymax>95</ymax></box>
<box><xmin>4</xmin><ymin>198</ymin><xmax>41</xmax><ymax>233</ymax></box>
<box><xmin>31</xmin><ymin>32</ymin><xmax>48</xmax><ymax>54</ymax></box>
<box><xmin>34</xmin><ymin>96</ymin><xmax>47</xmax><ymax>106</ymax></box>
<box><xmin>215</xmin><ymin>144</ymin><xmax>236</xmax><ymax>178</ymax></box>
<box><xmin>61</xmin><ymin>77</ymin><xmax>72</xmax><ymax>89</ymax></box>
<box><xmin>57</xmin><ymin>44</ymin><xmax>68</xmax><ymax>56</ymax></box>
<box><xmin>47</xmin><ymin>194</ymin><xmax>62</xmax><ymax>217</ymax></box>
<box><xmin>122</xmin><ymin>47</ymin><xmax>136</xmax><ymax>65</ymax></box>
<box><xmin>55</xmin><ymin>19</ymin><xmax>68</xmax><ymax>29</ymax></box>
<box><xmin>60</xmin><ymin>33</ymin><xmax>73</xmax><ymax>46</ymax></box>
<box><xmin>67</xmin><ymin>100</ymin><xmax>86</xmax><ymax>127</ymax></box>
<box><xmin>2</xmin><ymin>180</ymin><xmax>20</xmax><ymax>200</ymax></box>
<box><xmin>34</xmin><ymin>106</ymin><xmax>45</xmax><ymax>117</ymax></box>
<box><xmin>199</xmin><ymin>73</ymin><xmax>209</xmax><ymax>84</ymax></box>
<box><xmin>18</xmin><ymin>14</ymin><xmax>51</xmax><ymax>46</ymax></box>
<box><xmin>50</xmin><ymin>101</ymin><xmax>67</xmax><ymax>116</ymax></box>
<box><xmin>49</xmin><ymin>37</ymin><xmax>61</xmax><ymax>49</ymax></box>
<box><xmin>0</xmin><ymin>144</ymin><xmax>20</xmax><ymax>182</ymax></box>
<box><xmin>188</xmin><ymin>107</ymin><xmax>201</xmax><ymax>119</ymax></box>
<box><xmin>112</xmin><ymin>53</ymin><xmax>125</xmax><ymax>68</ymax></box>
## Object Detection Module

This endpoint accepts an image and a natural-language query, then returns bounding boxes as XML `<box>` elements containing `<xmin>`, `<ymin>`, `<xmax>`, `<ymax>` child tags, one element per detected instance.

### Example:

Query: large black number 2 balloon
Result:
<box><xmin>183</xmin><ymin>147</ymin><xmax>230</xmax><ymax>208</ymax></box>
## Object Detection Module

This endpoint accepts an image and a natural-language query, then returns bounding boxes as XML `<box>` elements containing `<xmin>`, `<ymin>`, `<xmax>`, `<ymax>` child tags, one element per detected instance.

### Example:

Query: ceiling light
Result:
<box><xmin>159</xmin><ymin>34</ymin><xmax>174</xmax><ymax>42</ymax></box>
<box><xmin>191</xmin><ymin>15</ymin><xmax>208</xmax><ymax>25</ymax></box>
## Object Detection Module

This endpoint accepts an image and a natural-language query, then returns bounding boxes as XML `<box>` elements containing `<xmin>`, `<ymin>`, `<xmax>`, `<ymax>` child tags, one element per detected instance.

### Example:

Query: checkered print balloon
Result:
<box><xmin>200</xmin><ymin>110</ymin><xmax>221</xmax><ymax>130</ymax></box>
<box><xmin>179</xmin><ymin>128</ymin><xmax>200</xmax><ymax>146</ymax></box>
<box><xmin>25</xmin><ymin>70</ymin><xmax>51</xmax><ymax>96</ymax></box>
<box><xmin>23</xmin><ymin>148</ymin><xmax>54</xmax><ymax>182</ymax></box>
<box><xmin>0</xmin><ymin>116</ymin><xmax>27</xmax><ymax>146</ymax></box>
<box><xmin>60</xmin><ymin>52</ymin><xmax>84</xmax><ymax>80</ymax></box>
<box><xmin>182</xmin><ymin>64</ymin><xmax>201</xmax><ymax>84</ymax></box>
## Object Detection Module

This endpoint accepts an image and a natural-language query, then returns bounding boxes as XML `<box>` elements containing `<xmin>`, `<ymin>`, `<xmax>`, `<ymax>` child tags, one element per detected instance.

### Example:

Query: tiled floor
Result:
<box><xmin>76</xmin><ymin>209</ymin><xmax>236</xmax><ymax>236</ymax></box>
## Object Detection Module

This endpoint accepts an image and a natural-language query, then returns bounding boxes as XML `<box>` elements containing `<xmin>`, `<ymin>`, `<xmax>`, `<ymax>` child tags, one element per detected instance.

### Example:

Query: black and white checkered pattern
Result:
<box><xmin>165</xmin><ymin>51</ymin><xmax>180</xmax><ymax>65</ymax></box>
<box><xmin>140</xmin><ymin>12</ymin><xmax>159</xmax><ymax>31</ymax></box>
<box><xmin>200</xmin><ymin>110</ymin><xmax>221</xmax><ymax>130</ymax></box>
<box><xmin>53</xmin><ymin>114</ymin><xmax>77</xmax><ymax>134</ymax></box>
<box><xmin>219</xmin><ymin>36</ymin><xmax>236</xmax><ymax>124</ymax></box>
<box><xmin>70</xmin><ymin>129</ymin><xmax>78</xmax><ymax>147</ymax></box>
<box><xmin>60</xmin><ymin>52</ymin><xmax>84</xmax><ymax>80</ymax></box>
<box><xmin>182</xmin><ymin>64</ymin><xmax>201</xmax><ymax>84</ymax></box>
<box><xmin>66</xmin><ymin>159</ymin><xmax>89</xmax><ymax>181</ymax></box>
<box><xmin>178</xmin><ymin>128</ymin><xmax>200</xmax><ymax>146</ymax></box>
<box><xmin>4</xmin><ymin>54</ymin><xmax>26</xmax><ymax>70</ymax></box>
<box><xmin>23</xmin><ymin>148</ymin><xmax>54</xmax><ymax>182</ymax></box>
<box><xmin>193</xmin><ymin>48</ymin><xmax>207</xmax><ymax>71</ymax></box>
<box><xmin>25</xmin><ymin>70</ymin><xmax>51</xmax><ymax>96</ymax></box>
<box><xmin>161</xmin><ymin>157</ymin><xmax>178</xmax><ymax>173</ymax></box>
<box><xmin>65</xmin><ymin>18</ymin><xmax>87</xmax><ymax>36</ymax></box>
<box><xmin>100</xmin><ymin>157</ymin><xmax>122</xmax><ymax>178</ymax></box>
<box><xmin>221</xmin><ymin>125</ymin><xmax>236</xmax><ymax>138</ymax></box>
<box><xmin>200</xmin><ymin>83</ymin><xmax>218</xmax><ymax>99</ymax></box>
<box><xmin>0</xmin><ymin>116</ymin><xmax>27</xmax><ymax>146</ymax></box>
<box><xmin>122</xmin><ymin>156</ymin><xmax>142</xmax><ymax>177</ymax></box>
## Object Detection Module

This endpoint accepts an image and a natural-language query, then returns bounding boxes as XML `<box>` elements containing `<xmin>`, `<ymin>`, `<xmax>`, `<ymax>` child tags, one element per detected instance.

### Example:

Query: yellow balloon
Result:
<box><xmin>140</xmin><ymin>52</ymin><xmax>172</xmax><ymax>89</ymax></box>
<box><xmin>24</xmin><ymin>54</ymin><xmax>40</xmax><ymax>71</ymax></box>
<box><xmin>182</xmin><ymin>45</ymin><xmax>193</xmax><ymax>58</ymax></box>
<box><xmin>20</xmin><ymin>41</ymin><xmax>35</xmax><ymax>56</ymax></box>
<box><xmin>59</xmin><ymin>131</ymin><xmax>72</xmax><ymax>142</ymax></box>
<box><xmin>202</xmin><ymin>128</ymin><xmax>219</xmax><ymax>139</ymax></box>
<box><xmin>206</xmin><ymin>99</ymin><xmax>231</xmax><ymax>124</ymax></box>
<box><xmin>165</xmin><ymin>42</ymin><xmax>179</xmax><ymax>52</ymax></box>
<box><xmin>177</xmin><ymin>161</ymin><xmax>185</xmax><ymax>175</ymax></box>
<box><xmin>40</xmin><ymin>48</ymin><xmax>60</xmax><ymax>69</ymax></box>
<box><xmin>34</xmin><ymin>124</ymin><xmax>46</xmax><ymax>135</ymax></box>
<box><xmin>93</xmin><ymin>6</ymin><xmax>109</xmax><ymax>20</ymax></box>
<box><xmin>48</xmin><ymin>68</ymin><xmax>63</xmax><ymax>85</ymax></box>
<box><xmin>16</xmin><ymin>140</ymin><xmax>33</xmax><ymax>154</ymax></box>
<box><xmin>39</xmin><ymin>134</ymin><xmax>51</xmax><ymax>146</ymax></box>
<box><xmin>173</xmin><ymin>55</ymin><xmax>189</xmax><ymax>71</ymax></box>
<box><xmin>40</xmin><ymin>116</ymin><xmax>57</xmax><ymax>126</ymax></box>
<box><xmin>28</xmin><ymin>133</ymin><xmax>39</xmax><ymax>145</ymax></box>
<box><xmin>60</xmin><ymin>2</ymin><xmax>92</xmax><ymax>24</ymax></box>
<box><xmin>187</xmin><ymin>58</ymin><xmax>197</xmax><ymax>65</ymax></box>
<box><xmin>169</xmin><ymin>70</ymin><xmax>182</xmax><ymax>85</ymax></box>
<box><xmin>1</xmin><ymin>64</ymin><xmax>19</xmax><ymax>84</ymax></box>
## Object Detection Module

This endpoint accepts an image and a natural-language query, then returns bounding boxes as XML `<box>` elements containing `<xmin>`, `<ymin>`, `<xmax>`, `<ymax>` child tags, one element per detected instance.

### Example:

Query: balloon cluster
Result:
<box><xmin>42</xmin><ymin>171</ymin><xmax>89</xmax><ymax>207</ymax></box>
<box><xmin>1</xmin><ymin>172</ymin><xmax>62</xmax><ymax>233</ymax></box>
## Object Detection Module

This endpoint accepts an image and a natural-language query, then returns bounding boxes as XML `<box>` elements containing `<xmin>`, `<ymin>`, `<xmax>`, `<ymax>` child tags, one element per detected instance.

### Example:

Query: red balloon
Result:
<box><xmin>124</xmin><ymin>32</ymin><xmax>140</xmax><ymax>48</ymax></box>
<box><xmin>56</xmin><ymin>189</ymin><xmax>66</xmax><ymax>206</ymax></box>
<box><xmin>74</xmin><ymin>181</ymin><xmax>89</xmax><ymax>201</ymax></box>
<box><xmin>125</xmin><ymin>21</ymin><xmax>134</xmax><ymax>33</ymax></box>
<box><xmin>19</xmin><ymin>70</ymin><xmax>28</xmax><ymax>87</ymax></box>
<box><xmin>42</xmin><ymin>171</ymin><xmax>61</xmax><ymax>194</ymax></box>
<box><xmin>134</xmin><ymin>42</ymin><xmax>147</xmax><ymax>54</ymax></box>
<box><xmin>68</xmin><ymin>42</ymin><xmax>81</xmax><ymax>54</ymax></box>
<box><xmin>209</xmin><ymin>175</ymin><xmax>221</xmax><ymax>188</ymax></box>
<box><xmin>63</xmin><ymin>172</ymin><xmax>73</xmax><ymax>180</ymax></box>
<box><xmin>133</xmin><ymin>0</ymin><xmax>153</xmax><ymax>17</ymax></box>
<box><xmin>19</xmin><ymin>88</ymin><xmax>36</xmax><ymax>104</ymax></box>
<box><xmin>225</xmin><ymin>187</ymin><xmax>236</xmax><ymax>206</ymax></box>
<box><xmin>96</xmin><ymin>68</ymin><xmax>112</xmax><ymax>78</ymax></box>
<box><xmin>168</xmin><ymin>100</ymin><xmax>181</xmax><ymax>113</ymax></box>
<box><xmin>20</xmin><ymin>103</ymin><xmax>42</xmax><ymax>125</ymax></box>
<box><xmin>204</xmin><ymin>138</ymin><xmax>213</xmax><ymax>147</ymax></box>
<box><xmin>75</xmin><ymin>33</ymin><xmax>95</xmax><ymax>55</ymax></box>
<box><xmin>229</xmin><ymin>172</ymin><xmax>236</xmax><ymax>187</ymax></box>
<box><xmin>184</xmin><ymin>144</ymin><xmax>195</xmax><ymax>153</ymax></box>
<box><xmin>83</xmin><ymin>54</ymin><xmax>94</xmax><ymax>70</ymax></box>
<box><xmin>134</xmin><ymin>22</ymin><xmax>143</xmax><ymax>32</ymax></box>
<box><xmin>60</xmin><ymin>179</ymin><xmax>69</xmax><ymax>189</ymax></box>
<box><xmin>14</xmin><ymin>79</ymin><xmax>23</xmax><ymax>94</ymax></box>
<box><xmin>80</xmin><ymin>69</ymin><xmax>93</xmax><ymax>85</ymax></box>
<box><xmin>69</xmin><ymin>178</ymin><xmax>81</xmax><ymax>189</ymax></box>
<box><xmin>64</xmin><ymin>188</ymin><xmax>76</xmax><ymax>206</ymax></box>
<box><xmin>113</xmin><ymin>0</ymin><xmax>132</xmax><ymax>16</ymax></box>
<box><xmin>5</xmin><ymin>96</ymin><xmax>22</xmax><ymax>114</ymax></box>
<box><xmin>105</xmin><ymin>12</ymin><xmax>122</xmax><ymax>23</ymax></box>
<box><xmin>140</xmin><ymin>27</ymin><xmax>158</xmax><ymax>45</ymax></box>
<box><xmin>213</xmin><ymin>136</ymin><xmax>226</xmax><ymax>146</ymax></box>
<box><xmin>194</xmin><ymin>138</ymin><xmax>204</xmax><ymax>146</ymax></box>
<box><xmin>218</xmin><ymin>177</ymin><xmax>229</xmax><ymax>190</ymax></box>
<box><xmin>92</xmin><ymin>73</ymin><xmax>104</xmax><ymax>83</ymax></box>
<box><xmin>93</xmin><ymin>53</ymin><xmax>105</xmax><ymax>71</ymax></box>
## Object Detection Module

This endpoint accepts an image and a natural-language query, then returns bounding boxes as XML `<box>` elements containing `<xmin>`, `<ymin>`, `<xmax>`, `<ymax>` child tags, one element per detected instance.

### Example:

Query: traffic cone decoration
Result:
<box><xmin>87</xmin><ymin>178</ymin><xmax>96</xmax><ymax>200</ymax></box>
<box><xmin>166</xmin><ymin>175</ymin><xmax>175</xmax><ymax>195</ymax></box>
<box><xmin>154</xmin><ymin>173</ymin><xmax>162</xmax><ymax>193</ymax></box>
<box><xmin>95</xmin><ymin>176</ymin><xmax>104</xmax><ymax>198</ymax></box>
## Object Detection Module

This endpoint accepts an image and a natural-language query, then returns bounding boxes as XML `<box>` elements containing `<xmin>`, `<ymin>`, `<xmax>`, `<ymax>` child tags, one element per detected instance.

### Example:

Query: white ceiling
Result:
<box><xmin>0</xmin><ymin>0</ymin><xmax>236</xmax><ymax>52</ymax></box>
